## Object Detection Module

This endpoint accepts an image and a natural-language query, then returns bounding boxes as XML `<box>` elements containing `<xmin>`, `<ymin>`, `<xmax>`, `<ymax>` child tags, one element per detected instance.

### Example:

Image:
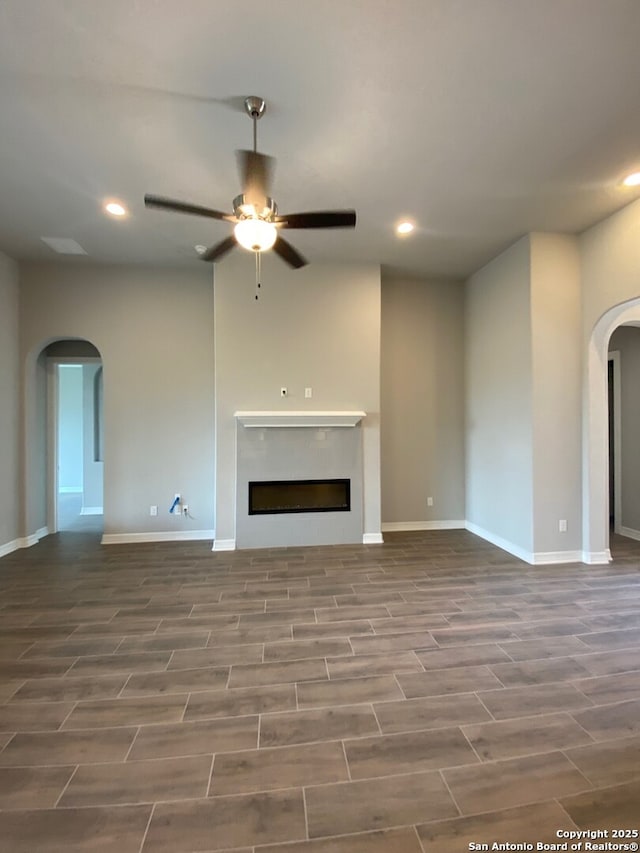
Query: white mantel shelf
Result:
<box><xmin>235</xmin><ymin>411</ymin><xmax>366</xmax><ymax>428</ymax></box>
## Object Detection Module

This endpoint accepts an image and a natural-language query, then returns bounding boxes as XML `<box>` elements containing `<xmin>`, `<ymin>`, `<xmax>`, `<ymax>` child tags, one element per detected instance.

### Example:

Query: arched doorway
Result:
<box><xmin>24</xmin><ymin>337</ymin><xmax>104</xmax><ymax>540</ymax></box>
<box><xmin>585</xmin><ymin>298</ymin><xmax>640</xmax><ymax>561</ymax></box>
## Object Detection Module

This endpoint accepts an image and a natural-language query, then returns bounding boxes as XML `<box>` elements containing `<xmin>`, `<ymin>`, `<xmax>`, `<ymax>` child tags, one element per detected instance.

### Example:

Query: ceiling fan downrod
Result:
<box><xmin>244</xmin><ymin>96</ymin><xmax>266</xmax><ymax>153</ymax></box>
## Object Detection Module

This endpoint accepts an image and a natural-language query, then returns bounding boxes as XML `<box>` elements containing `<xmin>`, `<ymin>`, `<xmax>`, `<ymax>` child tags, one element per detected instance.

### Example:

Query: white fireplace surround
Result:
<box><xmin>234</xmin><ymin>411</ymin><xmax>366</xmax><ymax>428</ymax></box>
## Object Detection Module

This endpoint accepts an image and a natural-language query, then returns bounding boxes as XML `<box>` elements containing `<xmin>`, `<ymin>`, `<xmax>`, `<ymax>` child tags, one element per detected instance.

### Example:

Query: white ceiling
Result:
<box><xmin>1</xmin><ymin>0</ymin><xmax>640</xmax><ymax>279</ymax></box>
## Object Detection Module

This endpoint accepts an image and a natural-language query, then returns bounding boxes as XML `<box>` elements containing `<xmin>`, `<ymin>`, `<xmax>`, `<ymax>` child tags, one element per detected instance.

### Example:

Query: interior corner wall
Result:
<box><xmin>0</xmin><ymin>251</ymin><xmax>21</xmax><ymax>553</ymax></box>
<box><xmin>19</xmin><ymin>262</ymin><xmax>215</xmax><ymax>540</ymax></box>
<box><xmin>608</xmin><ymin>325</ymin><xmax>640</xmax><ymax>535</ymax></box>
<box><xmin>464</xmin><ymin>236</ymin><xmax>534</xmax><ymax>558</ymax></box>
<box><xmin>530</xmin><ymin>233</ymin><xmax>582</xmax><ymax>555</ymax></box>
<box><xmin>380</xmin><ymin>273</ymin><xmax>465</xmax><ymax>526</ymax></box>
<box><xmin>213</xmin><ymin>259</ymin><xmax>381</xmax><ymax>546</ymax></box>
<box><xmin>82</xmin><ymin>363</ymin><xmax>104</xmax><ymax>511</ymax></box>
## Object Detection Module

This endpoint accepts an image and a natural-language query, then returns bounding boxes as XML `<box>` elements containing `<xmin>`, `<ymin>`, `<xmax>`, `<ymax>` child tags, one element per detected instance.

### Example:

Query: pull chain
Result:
<box><xmin>255</xmin><ymin>251</ymin><xmax>262</xmax><ymax>300</ymax></box>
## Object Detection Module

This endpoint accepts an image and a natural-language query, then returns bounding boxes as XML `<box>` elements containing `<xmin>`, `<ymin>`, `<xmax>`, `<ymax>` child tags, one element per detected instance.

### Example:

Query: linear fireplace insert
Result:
<box><xmin>249</xmin><ymin>478</ymin><xmax>351</xmax><ymax>515</ymax></box>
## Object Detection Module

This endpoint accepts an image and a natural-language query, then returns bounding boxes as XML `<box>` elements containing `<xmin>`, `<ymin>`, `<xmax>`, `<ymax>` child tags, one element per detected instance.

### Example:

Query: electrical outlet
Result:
<box><xmin>559</xmin><ymin>519</ymin><xmax>567</xmax><ymax>532</ymax></box>
<box><xmin>305</xmin><ymin>387</ymin><xmax>312</xmax><ymax>398</ymax></box>
<box><xmin>150</xmin><ymin>505</ymin><xmax>158</xmax><ymax>516</ymax></box>
<box><xmin>427</xmin><ymin>497</ymin><xmax>434</xmax><ymax>506</ymax></box>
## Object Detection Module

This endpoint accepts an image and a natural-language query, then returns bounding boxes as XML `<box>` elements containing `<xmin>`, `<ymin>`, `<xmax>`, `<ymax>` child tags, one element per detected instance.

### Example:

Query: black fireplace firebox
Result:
<box><xmin>248</xmin><ymin>479</ymin><xmax>351</xmax><ymax>515</ymax></box>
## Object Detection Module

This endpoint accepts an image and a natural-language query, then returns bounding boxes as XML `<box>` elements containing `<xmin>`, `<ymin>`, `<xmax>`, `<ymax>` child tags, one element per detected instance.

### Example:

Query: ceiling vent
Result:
<box><xmin>40</xmin><ymin>237</ymin><xmax>87</xmax><ymax>255</ymax></box>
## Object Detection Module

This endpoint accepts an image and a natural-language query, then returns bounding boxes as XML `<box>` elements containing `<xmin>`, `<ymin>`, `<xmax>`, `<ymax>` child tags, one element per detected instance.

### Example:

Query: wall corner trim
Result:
<box><xmin>582</xmin><ymin>550</ymin><xmax>612</xmax><ymax>565</ymax></box>
<box><xmin>362</xmin><ymin>533</ymin><xmax>384</xmax><ymax>544</ymax></box>
<box><xmin>212</xmin><ymin>539</ymin><xmax>236</xmax><ymax>551</ymax></box>
<box><xmin>101</xmin><ymin>530</ymin><xmax>215</xmax><ymax>545</ymax></box>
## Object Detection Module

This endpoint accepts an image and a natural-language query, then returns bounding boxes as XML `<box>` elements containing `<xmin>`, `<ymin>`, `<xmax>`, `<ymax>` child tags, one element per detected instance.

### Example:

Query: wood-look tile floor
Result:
<box><xmin>0</xmin><ymin>530</ymin><xmax>639</xmax><ymax>851</ymax></box>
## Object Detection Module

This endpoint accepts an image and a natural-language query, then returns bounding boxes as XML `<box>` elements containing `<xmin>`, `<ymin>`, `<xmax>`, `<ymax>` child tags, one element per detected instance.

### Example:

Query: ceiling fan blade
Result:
<box><xmin>200</xmin><ymin>235</ymin><xmax>237</xmax><ymax>263</ymax></box>
<box><xmin>145</xmin><ymin>194</ymin><xmax>233</xmax><ymax>221</ymax></box>
<box><xmin>274</xmin><ymin>210</ymin><xmax>356</xmax><ymax>229</ymax></box>
<box><xmin>236</xmin><ymin>150</ymin><xmax>275</xmax><ymax>205</ymax></box>
<box><xmin>272</xmin><ymin>235</ymin><xmax>308</xmax><ymax>269</ymax></box>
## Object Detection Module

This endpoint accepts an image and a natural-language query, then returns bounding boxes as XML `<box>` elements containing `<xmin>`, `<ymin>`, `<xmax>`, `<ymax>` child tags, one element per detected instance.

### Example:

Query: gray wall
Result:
<box><xmin>57</xmin><ymin>365</ymin><xmax>84</xmax><ymax>491</ymax></box>
<box><xmin>530</xmin><ymin>233</ymin><xmax>582</xmax><ymax>554</ymax></box>
<box><xmin>213</xmin><ymin>258</ymin><xmax>381</xmax><ymax>546</ymax></box>
<box><xmin>0</xmin><ymin>251</ymin><xmax>20</xmax><ymax>552</ymax></box>
<box><xmin>465</xmin><ymin>236</ymin><xmax>534</xmax><ymax>556</ymax></box>
<box><xmin>609</xmin><ymin>325</ymin><xmax>640</xmax><ymax>534</ymax></box>
<box><xmin>19</xmin><ymin>262</ymin><xmax>215</xmax><ymax>539</ymax></box>
<box><xmin>380</xmin><ymin>273</ymin><xmax>465</xmax><ymax>525</ymax></box>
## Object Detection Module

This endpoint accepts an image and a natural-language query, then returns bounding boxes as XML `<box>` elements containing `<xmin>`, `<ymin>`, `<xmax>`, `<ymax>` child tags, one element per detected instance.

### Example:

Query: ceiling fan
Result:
<box><xmin>144</xmin><ymin>96</ymin><xmax>357</xmax><ymax>269</ymax></box>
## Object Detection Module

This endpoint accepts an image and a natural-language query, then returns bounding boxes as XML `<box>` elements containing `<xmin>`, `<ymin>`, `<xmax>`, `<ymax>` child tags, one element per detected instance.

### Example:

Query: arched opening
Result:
<box><xmin>23</xmin><ymin>337</ymin><xmax>104</xmax><ymax>541</ymax></box>
<box><xmin>585</xmin><ymin>298</ymin><xmax>640</xmax><ymax>561</ymax></box>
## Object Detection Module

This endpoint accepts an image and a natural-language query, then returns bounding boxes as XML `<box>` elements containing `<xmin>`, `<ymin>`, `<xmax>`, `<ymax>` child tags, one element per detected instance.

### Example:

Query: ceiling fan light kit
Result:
<box><xmin>144</xmin><ymin>96</ymin><xmax>356</xmax><ymax>269</ymax></box>
<box><xmin>234</xmin><ymin>217</ymin><xmax>277</xmax><ymax>252</ymax></box>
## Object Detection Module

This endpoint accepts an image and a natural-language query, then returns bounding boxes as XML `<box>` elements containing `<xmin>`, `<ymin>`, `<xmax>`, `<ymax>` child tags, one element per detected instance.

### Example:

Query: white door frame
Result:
<box><xmin>46</xmin><ymin>356</ymin><xmax>101</xmax><ymax>534</ymax></box>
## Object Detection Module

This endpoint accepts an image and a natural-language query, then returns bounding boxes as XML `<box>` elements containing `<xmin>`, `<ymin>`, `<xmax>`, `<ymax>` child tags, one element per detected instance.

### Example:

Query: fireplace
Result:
<box><xmin>249</xmin><ymin>478</ymin><xmax>351</xmax><ymax>515</ymax></box>
<box><xmin>229</xmin><ymin>412</ymin><xmax>367</xmax><ymax>550</ymax></box>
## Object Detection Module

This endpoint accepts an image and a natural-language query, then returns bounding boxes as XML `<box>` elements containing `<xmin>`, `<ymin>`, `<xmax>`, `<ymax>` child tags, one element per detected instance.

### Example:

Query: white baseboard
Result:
<box><xmin>80</xmin><ymin>507</ymin><xmax>103</xmax><ymax>516</ymax></box>
<box><xmin>59</xmin><ymin>486</ymin><xmax>82</xmax><ymax>494</ymax></box>
<box><xmin>102</xmin><ymin>530</ymin><xmax>215</xmax><ymax>545</ymax></box>
<box><xmin>467</xmin><ymin>521</ymin><xmax>610</xmax><ymax>566</ymax></box>
<box><xmin>212</xmin><ymin>539</ymin><xmax>236</xmax><ymax>552</ymax></box>
<box><xmin>582</xmin><ymin>549</ymin><xmax>612</xmax><ymax>564</ymax></box>
<box><xmin>0</xmin><ymin>527</ymin><xmax>50</xmax><ymax>558</ymax></box>
<box><xmin>531</xmin><ymin>550</ymin><xmax>583</xmax><ymax>565</ymax></box>
<box><xmin>362</xmin><ymin>533</ymin><xmax>384</xmax><ymax>545</ymax></box>
<box><xmin>619</xmin><ymin>526</ymin><xmax>640</xmax><ymax>542</ymax></box>
<box><xmin>465</xmin><ymin>521</ymin><xmax>532</xmax><ymax>563</ymax></box>
<box><xmin>382</xmin><ymin>520</ymin><xmax>466</xmax><ymax>532</ymax></box>
<box><xmin>0</xmin><ymin>538</ymin><xmax>21</xmax><ymax>558</ymax></box>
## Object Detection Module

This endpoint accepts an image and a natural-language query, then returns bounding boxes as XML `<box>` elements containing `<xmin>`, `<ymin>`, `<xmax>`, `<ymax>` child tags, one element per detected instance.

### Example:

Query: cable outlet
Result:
<box><xmin>280</xmin><ymin>387</ymin><xmax>288</xmax><ymax>397</ymax></box>
<box><xmin>182</xmin><ymin>504</ymin><xmax>189</xmax><ymax>516</ymax></box>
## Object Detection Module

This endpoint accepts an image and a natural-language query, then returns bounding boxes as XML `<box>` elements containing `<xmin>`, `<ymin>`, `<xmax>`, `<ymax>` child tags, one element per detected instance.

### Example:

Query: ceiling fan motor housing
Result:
<box><xmin>233</xmin><ymin>194</ymin><xmax>277</xmax><ymax>221</ymax></box>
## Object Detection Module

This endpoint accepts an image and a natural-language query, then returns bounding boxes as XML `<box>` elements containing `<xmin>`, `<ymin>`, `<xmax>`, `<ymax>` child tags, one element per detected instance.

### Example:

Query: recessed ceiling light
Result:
<box><xmin>104</xmin><ymin>201</ymin><xmax>127</xmax><ymax>217</ymax></box>
<box><xmin>396</xmin><ymin>221</ymin><xmax>415</xmax><ymax>235</ymax></box>
<box><xmin>622</xmin><ymin>172</ymin><xmax>640</xmax><ymax>187</ymax></box>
